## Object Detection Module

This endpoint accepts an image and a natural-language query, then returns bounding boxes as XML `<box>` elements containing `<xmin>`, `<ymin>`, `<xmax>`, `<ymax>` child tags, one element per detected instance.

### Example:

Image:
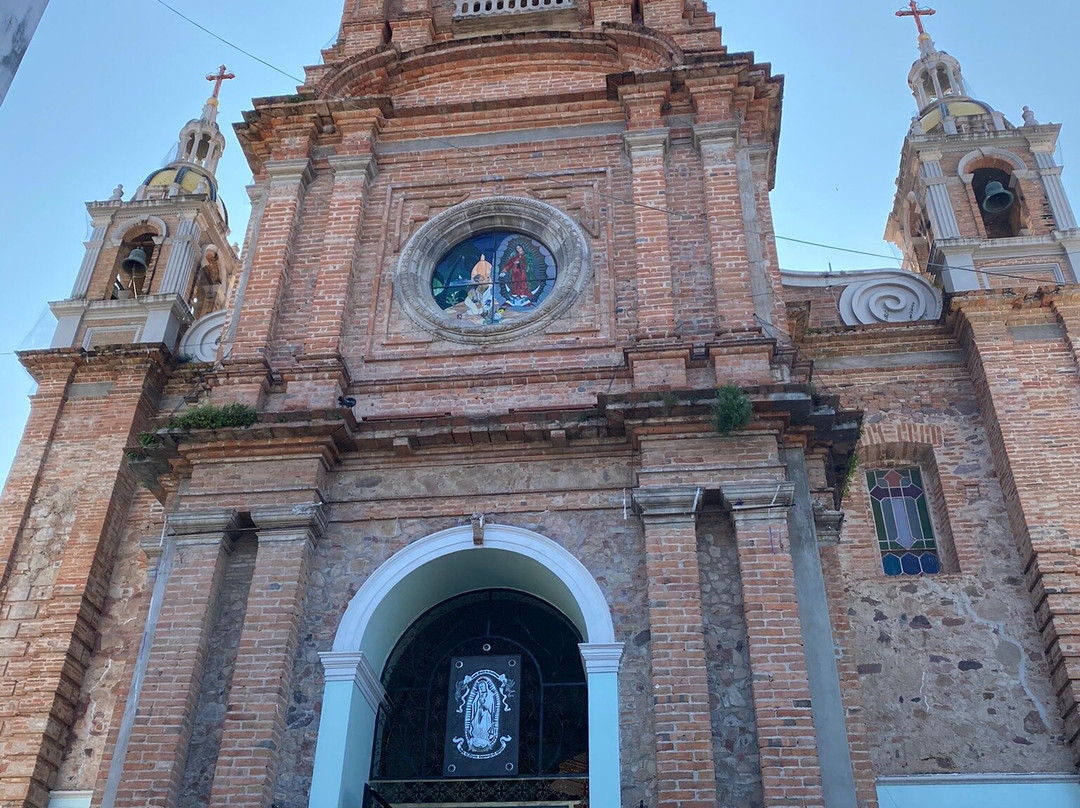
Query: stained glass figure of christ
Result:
<box><xmin>431</xmin><ymin>232</ymin><xmax>557</xmax><ymax>326</ymax></box>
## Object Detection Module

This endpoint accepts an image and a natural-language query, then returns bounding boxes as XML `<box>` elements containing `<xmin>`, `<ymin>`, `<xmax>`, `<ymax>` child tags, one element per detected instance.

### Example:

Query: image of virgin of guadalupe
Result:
<box><xmin>465</xmin><ymin>677</ymin><xmax>500</xmax><ymax>753</ymax></box>
<box><xmin>497</xmin><ymin>239</ymin><xmax>545</xmax><ymax>307</ymax></box>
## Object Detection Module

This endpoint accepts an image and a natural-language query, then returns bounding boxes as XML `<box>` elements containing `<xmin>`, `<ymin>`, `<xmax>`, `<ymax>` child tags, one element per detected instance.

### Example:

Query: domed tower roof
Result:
<box><xmin>897</xmin><ymin>4</ymin><xmax>1009</xmax><ymax>134</ymax></box>
<box><xmin>134</xmin><ymin>66</ymin><xmax>234</xmax><ymax>222</ymax></box>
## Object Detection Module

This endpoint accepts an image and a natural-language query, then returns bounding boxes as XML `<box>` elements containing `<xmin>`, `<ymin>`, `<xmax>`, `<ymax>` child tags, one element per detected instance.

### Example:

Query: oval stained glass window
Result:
<box><xmin>431</xmin><ymin>231</ymin><xmax>557</xmax><ymax>326</ymax></box>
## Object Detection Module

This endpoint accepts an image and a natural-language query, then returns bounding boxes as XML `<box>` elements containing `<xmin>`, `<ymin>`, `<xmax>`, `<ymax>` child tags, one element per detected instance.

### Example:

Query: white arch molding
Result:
<box><xmin>308</xmin><ymin>525</ymin><xmax>624</xmax><ymax>808</ymax></box>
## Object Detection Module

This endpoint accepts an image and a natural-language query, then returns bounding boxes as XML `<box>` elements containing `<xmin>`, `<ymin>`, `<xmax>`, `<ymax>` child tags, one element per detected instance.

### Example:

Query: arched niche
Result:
<box><xmin>309</xmin><ymin>525</ymin><xmax>622</xmax><ymax>808</ymax></box>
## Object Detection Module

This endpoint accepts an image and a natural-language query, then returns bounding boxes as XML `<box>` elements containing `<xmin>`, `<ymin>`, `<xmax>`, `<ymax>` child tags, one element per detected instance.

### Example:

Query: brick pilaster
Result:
<box><xmin>720</xmin><ymin>480</ymin><xmax>824</xmax><ymax>808</ymax></box>
<box><xmin>227</xmin><ymin>153</ymin><xmax>314</xmax><ymax>374</ymax></box>
<box><xmin>206</xmin><ymin>503</ymin><xmax>327</xmax><ymax>808</ymax></box>
<box><xmin>633</xmin><ymin>485</ymin><xmax>718</xmax><ymax>808</ymax></box>
<box><xmin>113</xmin><ymin>509</ymin><xmax>240</xmax><ymax>808</ymax></box>
<box><xmin>692</xmin><ymin>123</ymin><xmax>758</xmax><ymax>334</ymax></box>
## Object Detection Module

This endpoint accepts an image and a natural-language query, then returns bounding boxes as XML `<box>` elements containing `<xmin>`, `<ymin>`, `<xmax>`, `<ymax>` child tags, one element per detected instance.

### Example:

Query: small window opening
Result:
<box><xmin>631</xmin><ymin>0</ymin><xmax>643</xmax><ymax>24</ymax></box>
<box><xmin>867</xmin><ymin>468</ymin><xmax>941</xmax><ymax>576</ymax></box>
<box><xmin>973</xmin><ymin>167</ymin><xmax>1022</xmax><ymax>238</ymax></box>
<box><xmin>936</xmin><ymin>67</ymin><xmax>954</xmax><ymax>96</ymax></box>
<box><xmin>921</xmin><ymin>72</ymin><xmax>937</xmax><ymax>104</ymax></box>
<box><xmin>196</xmin><ymin>134</ymin><xmax>211</xmax><ymax>161</ymax></box>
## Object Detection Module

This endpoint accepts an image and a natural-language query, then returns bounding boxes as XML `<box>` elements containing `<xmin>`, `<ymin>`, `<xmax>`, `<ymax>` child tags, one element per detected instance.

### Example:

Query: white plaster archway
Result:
<box><xmin>957</xmin><ymin>147</ymin><xmax>1028</xmax><ymax>180</ymax></box>
<box><xmin>309</xmin><ymin>525</ymin><xmax>623</xmax><ymax>808</ymax></box>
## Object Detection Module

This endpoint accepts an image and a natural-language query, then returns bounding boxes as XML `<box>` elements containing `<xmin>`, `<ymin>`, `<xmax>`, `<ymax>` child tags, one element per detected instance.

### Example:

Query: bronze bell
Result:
<box><xmin>121</xmin><ymin>247</ymin><xmax>149</xmax><ymax>276</ymax></box>
<box><xmin>982</xmin><ymin>180</ymin><xmax>1015</xmax><ymax>214</ymax></box>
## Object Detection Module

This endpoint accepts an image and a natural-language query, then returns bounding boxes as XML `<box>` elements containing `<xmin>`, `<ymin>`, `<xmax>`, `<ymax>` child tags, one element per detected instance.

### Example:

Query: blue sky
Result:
<box><xmin>0</xmin><ymin>0</ymin><xmax>1077</xmax><ymax>486</ymax></box>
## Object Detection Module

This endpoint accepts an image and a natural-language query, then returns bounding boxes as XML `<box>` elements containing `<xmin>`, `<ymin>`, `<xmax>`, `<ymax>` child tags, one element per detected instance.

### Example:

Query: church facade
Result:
<box><xmin>1</xmin><ymin>2</ymin><xmax>1079</xmax><ymax>808</ymax></box>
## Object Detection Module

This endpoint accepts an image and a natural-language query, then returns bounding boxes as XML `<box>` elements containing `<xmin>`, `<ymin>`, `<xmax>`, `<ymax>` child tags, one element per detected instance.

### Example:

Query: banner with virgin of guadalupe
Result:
<box><xmin>444</xmin><ymin>656</ymin><xmax>520</xmax><ymax>777</ymax></box>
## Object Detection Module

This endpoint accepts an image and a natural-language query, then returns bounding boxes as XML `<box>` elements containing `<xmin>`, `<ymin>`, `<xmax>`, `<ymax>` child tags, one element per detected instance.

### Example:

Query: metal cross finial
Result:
<box><xmin>895</xmin><ymin>1</ymin><xmax>936</xmax><ymax>35</ymax></box>
<box><xmin>206</xmin><ymin>64</ymin><xmax>235</xmax><ymax>99</ymax></box>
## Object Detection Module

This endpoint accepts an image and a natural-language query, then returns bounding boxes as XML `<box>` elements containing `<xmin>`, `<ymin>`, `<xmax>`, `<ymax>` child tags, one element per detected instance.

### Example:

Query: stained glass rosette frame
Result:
<box><xmin>431</xmin><ymin>232</ymin><xmax>558</xmax><ymax>327</ymax></box>
<box><xmin>866</xmin><ymin>468</ymin><xmax>941</xmax><ymax>576</ymax></box>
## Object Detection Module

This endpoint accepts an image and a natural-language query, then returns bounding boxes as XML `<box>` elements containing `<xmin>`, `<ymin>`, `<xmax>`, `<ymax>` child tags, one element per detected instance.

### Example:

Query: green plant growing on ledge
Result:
<box><xmin>710</xmin><ymin>384</ymin><xmax>752</xmax><ymax>436</ymax></box>
<box><xmin>168</xmin><ymin>402</ymin><xmax>258</xmax><ymax>431</ymax></box>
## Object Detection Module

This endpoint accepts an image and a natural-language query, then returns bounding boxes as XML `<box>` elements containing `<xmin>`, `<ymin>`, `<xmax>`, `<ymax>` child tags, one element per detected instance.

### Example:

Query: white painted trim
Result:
<box><xmin>579</xmin><ymin>642</ymin><xmax>624</xmax><ymax>674</ymax></box>
<box><xmin>311</xmin><ymin>524</ymin><xmax>621</xmax><ymax>808</ymax></box>
<box><xmin>877</xmin><ymin>773</ymin><xmax>1079</xmax><ymax>787</ymax></box>
<box><xmin>46</xmin><ymin>791</ymin><xmax>92</xmax><ymax>808</ymax></box>
<box><xmin>110</xmin><ymin>214</ymin><xmax>169</xmax><ymax>245</ymax></box>
<box><xmin>319</xmin><ymin>651</ymin><xmax>386</xmax><ymax>711</ymax></box>
<box><xmin>333</xmin><ymin>523</ymin><xmax>616</xmax><ymax>655</ymax></box>
<box><xmin>957</xmin><ymin>146</ymin><xmax>1028</xmax><ymax>178</ymax></box>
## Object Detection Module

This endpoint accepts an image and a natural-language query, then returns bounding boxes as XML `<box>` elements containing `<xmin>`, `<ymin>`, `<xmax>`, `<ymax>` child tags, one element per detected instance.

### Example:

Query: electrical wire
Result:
<box><xmin>151</xmin><ymin>0</ymin><xmax>1076</xmax><ymax>290</ymax></box>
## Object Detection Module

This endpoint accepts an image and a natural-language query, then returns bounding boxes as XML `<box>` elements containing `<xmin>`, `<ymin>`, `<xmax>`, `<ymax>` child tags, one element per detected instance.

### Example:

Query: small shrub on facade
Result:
<box><xmin>711</xmin><ymin>384</ymin><xmax>752</xmax><ymax>435</ymax></box>
<box><xmin>168</xmin><ymin>402</ymin><xmax>258</xmax><ymax>431</ymax></box>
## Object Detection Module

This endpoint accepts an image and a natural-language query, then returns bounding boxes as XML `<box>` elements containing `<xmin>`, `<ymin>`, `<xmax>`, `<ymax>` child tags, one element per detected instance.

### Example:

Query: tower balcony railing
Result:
<box><xmin>453</xmin><ymin>0</ymin><xmax>575</xmax><ymax>19</ymax></box>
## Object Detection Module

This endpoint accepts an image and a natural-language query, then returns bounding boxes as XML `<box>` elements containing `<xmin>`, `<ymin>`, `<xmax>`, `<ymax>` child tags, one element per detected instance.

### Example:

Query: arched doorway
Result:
<box><xmin>308</xmin><ymin>525</ymin><xmax>623</xmax><ymax>808</ymax></box>
<box><xmin>370</xmin><ymin>590</ymin><xmax>589</xmax><ymax>806</ymax></box>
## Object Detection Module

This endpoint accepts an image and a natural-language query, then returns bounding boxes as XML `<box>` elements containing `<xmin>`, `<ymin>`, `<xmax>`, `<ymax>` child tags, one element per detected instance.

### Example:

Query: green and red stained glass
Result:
<box><xmin>866</xmin><ymin>468</ymin><xmax>941</xmax><ymax>576</ymax></box>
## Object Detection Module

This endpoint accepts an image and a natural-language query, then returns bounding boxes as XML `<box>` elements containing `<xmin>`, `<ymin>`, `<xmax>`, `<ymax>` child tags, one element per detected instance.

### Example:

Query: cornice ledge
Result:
<box><xmin>719</xmin><ymin>480</ymin><xmax>794</xmax><ymax>515</ymax></box>
<box><xmin>167</xmin><ymin>508</ymin><xmax>242</xmax><ymax>545</ymax></box>
<box><xmin>327</xmin><ymin>152</ymin><xmax>379</xmax><ymax>184</ymax></box>
<box><xmin>632</xmin><ymin>485</ymin><xmax>702</xmax><ymax>518</ymax></box>
<box><xmin>623</xmin><ymin>128</ymin><xmax>669</xmax><ymax>157</ymax></box>
<box><xmin>250</xmin><ymin>501</ymin><xmax>329</xmax><ymax>545</ymax></box>
<box><xmin>265</xmin><ymin>157</ymin><xmax>315</xmax><ymax>188</ymax></box>
<box><xmin>692</xmin><ymin>121</ymin><xmax>739</xmax><ymax>151</ymax></box>
<box><xmin>813</xmin><ymin>503</ymin><xmax>845</xmax><ymax>545</ymax></box>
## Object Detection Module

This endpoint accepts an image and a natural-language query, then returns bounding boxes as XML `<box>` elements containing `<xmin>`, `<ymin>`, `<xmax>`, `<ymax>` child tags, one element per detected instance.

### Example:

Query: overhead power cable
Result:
<box><xmin>151</xmin><ymin>0</ymin><xmax>1075</xmax><ymax>288</ymax></box>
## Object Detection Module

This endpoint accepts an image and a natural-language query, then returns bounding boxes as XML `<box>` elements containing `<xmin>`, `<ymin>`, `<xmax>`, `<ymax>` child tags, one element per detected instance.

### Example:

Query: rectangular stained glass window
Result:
<box><xmin>866</xmin><ymin>468</ymin><xmax>941</xmax><ymax>576</ymax></box>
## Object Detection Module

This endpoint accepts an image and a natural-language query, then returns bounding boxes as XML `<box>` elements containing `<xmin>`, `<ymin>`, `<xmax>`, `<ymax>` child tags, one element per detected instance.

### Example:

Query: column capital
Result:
<box><xmin>623</xmin><ymin>129</ymin><xmax>668</xmax><ymax>159</ymax></box>
<box><xmin>319</xmin><ymin>651</ymin><xmax>386</xmax><ymax>711</ymax></box>
<box><xmin>633</xmin><ymin>485</ymin><xmax>702</xmax><ymax>522</ymax></box>
<box><xmin>166</xmin><ymin>507</ymin><xmax>242</xmax><ymax>546</ymax></box>
<box><xmin>719</xmin><ymin>480</ymin><xmax>794</xmax><ymax>520</ymax></box>
<box><xmin>692</xmin><ymin>121</ymin><xmax>739</xmax><ymax>153</ymax></box>
<box><xmin>250</xmin><ymin>501</ymin><xmax>328</xmax><ymax>546</ymax></box>
<box><xmin>265</xmin><ymin>157</ymin><xmax>315</xmax><ymax>189</ymax></box>
<box><xmin>327</xmin><ymin>153</ymin><xmax>378</xmax><ymax>185</ymax></box>
<box><xmin>578</xmin><ymin>642</ymin><xmax>624</xmax><ymax>674</ymax></box>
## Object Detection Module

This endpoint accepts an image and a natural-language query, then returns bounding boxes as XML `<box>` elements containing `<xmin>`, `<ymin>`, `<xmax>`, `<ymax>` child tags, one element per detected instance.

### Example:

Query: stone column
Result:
<box><xmin>70</xmin><ymin>221</ymin><xmax>109</xmax><ymax>298</ymax></box>
<box><xmin>920</xmin><ymin>155</ymin><xmax>962</xmax><ymax>239</ymax></box>
<box><xmin>113</xmin><ymin>509</ymin><xmax>240</xmax><ymax>808</ymax></box>
<box><xmin>207</xmin><ymin>503</ymin><xmax>327</xmax><ymax>808</ymax></box>
<box><xmin>1034</xmin><ymin>149</ymin><xmax>1078</xmax><ymax>232</ymax></box>
<box><xmin>719</xmin><ymin>481</ymin><xmax>824</xmax><ymax>808</ymax></box>
<box><xmin>578</xmin><ymin>642</ymin><xmax>625</xmax><ymax>808</ymax></box>
<box><xmin>694</xmin><ymin>123</ymin><xmax>760</xmax><ymax>333</ymax></box>
<box><xmin>308</xmin><ymin>652</ymin><xmax>387</xmax><ymax>808</ymax></box>
<box><xmin>158</xmin><ymin>213</ymin><xmax>202</xmax><ymax>299</ymax></box>
<box><xmin>632</xmin><ymin>485</ymin><xmax>718</xmax><ymax>808</ymax></box>
<box><xmin>624</xmin><ymin>129</ymin><xmax>675</xmax><ymax>341</ymax></box>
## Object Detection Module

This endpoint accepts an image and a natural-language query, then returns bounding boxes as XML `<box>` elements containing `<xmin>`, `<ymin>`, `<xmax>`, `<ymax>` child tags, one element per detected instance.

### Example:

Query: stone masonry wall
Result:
<box><xmin>806</xmin><ymin>324</ymin><xmax>1072</xmax><ymax>775</ymax></box>
<box><xmin>272</xmin><ymin>450</ymin><xmax>665</xmax><ymax>808</ymax></box>
<box><xmin>697</xmin><ymin>512</ymin><xmax>762</xmax><ymax>808</ymax></box>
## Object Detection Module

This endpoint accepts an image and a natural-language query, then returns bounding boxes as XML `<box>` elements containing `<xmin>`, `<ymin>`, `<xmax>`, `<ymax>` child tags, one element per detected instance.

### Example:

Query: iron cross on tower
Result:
<box><xmin>206</xmin><ymin>64</ymin><xmax>235</xmax><ymax>99</ymax></box>
<box><xmin>895</xmin><ymin>1</ymin><xmax>936</xmax><ymax>35</ymax></box>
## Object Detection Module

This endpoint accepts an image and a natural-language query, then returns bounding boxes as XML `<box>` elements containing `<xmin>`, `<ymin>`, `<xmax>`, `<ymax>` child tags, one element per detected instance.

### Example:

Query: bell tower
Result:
<box><xmin>49</xmin><ymin>68</ymin><xmax>239</xmax><ymax>357</ymax></box>
<box><xmin>885</xmin><ymin>3</ymin><xmax>1080</xmax><ymax>292</ymax></box>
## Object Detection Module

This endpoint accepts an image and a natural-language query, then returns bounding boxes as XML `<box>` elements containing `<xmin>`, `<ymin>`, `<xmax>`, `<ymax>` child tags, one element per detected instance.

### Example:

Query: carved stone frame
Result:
<box><xmin>395</xmin><ymin>196</ymin><xmax>592</xmax><ymax>344</ymax></box>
